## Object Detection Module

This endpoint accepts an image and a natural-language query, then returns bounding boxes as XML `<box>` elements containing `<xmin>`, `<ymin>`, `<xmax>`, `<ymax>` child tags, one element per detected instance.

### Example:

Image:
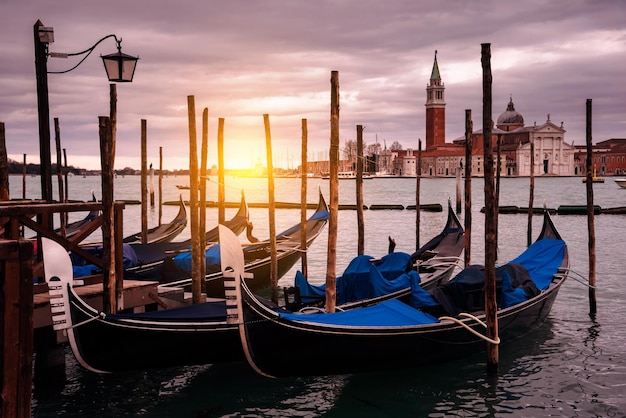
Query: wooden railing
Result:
<box><xmin>0</xmin><ymin>201</ymin><xmax>125</xmax><ymax>297</ymax></box>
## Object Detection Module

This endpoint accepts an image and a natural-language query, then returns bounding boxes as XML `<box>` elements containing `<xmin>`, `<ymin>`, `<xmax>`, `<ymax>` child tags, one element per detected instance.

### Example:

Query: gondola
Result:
<box><xmin>290</xmin><ymin>200</ymin><xmax>464</xmax><ymax>310</ymax></box>
<box><xmin>135</xmin><ymin>190</ymin><xmax>329</xmax><ymax>298</ymax></box>
<box><xmin>71</xmin><ymin>192</ymin><xmax>250</xmax><ymax>276</ymax></box>
<box><xmin>43</xmin><ymin>237</ymin><xmax>243</xmax><ymax>373</ymax></box>
<box><xmin>127</xmin><ymin>191</ymin><xmax>251</xmax><ymax>266</ymax></box>
<box><xmin>40</xmin><ymin>193</ymin><xmax>328</xmax><ymax>373</ymax></box>
<box><xmin>59</xmin><ymin>193</ymin><xmax>100</xmax><ymax>239</ymax></box>
<box><xmin>122</xmin><ymin>194</ymin><xmax>188</xmax><ymax>244</ymax></box>
<box><xmin>227</xmin><ymin>210</ymin><xmax>569</xmax><ymax>378</ymax></box>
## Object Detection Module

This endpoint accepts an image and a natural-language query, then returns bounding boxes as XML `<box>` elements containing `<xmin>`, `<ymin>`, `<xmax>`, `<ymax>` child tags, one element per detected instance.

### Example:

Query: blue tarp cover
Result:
<box><xmin>279</xmin><ymin>298</ymin><xmax>439</xmax><ymax>326</ymax></box>
<box><xmin>296</xmin><ymin>252</ymin><xmax>415</xmax><ymax>305</ymax></box>
<box><xmin>509</xmin><ymin>238</ymin><xmax>565</xmax><ymax>290</ymax></box>
<box><xmin>172</xmin><ymin>244</ymin><xmax>221</xmax><ymax>271</ymax></box>
<box><xmin>429</xmin><ymin>238</ymin><xmax>565</xmax><ymax>315</ymax></box>
<box><xmin>71</xmin><ymin>243</ymin><xmax>139</xmax><ymax>278</ymax></box>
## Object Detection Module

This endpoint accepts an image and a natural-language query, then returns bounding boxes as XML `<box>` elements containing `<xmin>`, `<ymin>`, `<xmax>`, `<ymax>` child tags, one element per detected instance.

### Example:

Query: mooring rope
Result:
<box><xmin>68</xmin><ymin>311</ymin><xmax>107</xmax><ymax>330</ymax></box>
<box><xmin>438</xmin><ymin>312</ymin><xmax>501</xmax><ymax>345</ymax></box>
<box><xmin>559</xmin><ymin>268</ymin><xmax>596</xmax><ymax>289</ymax></box>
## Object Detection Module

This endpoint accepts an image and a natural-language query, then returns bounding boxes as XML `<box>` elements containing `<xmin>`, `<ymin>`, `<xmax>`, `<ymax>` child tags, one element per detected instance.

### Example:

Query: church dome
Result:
<box><xmin>497</xmin><ymin>97</ymin><xmax>524</xmax><ymax>127</ymax></box>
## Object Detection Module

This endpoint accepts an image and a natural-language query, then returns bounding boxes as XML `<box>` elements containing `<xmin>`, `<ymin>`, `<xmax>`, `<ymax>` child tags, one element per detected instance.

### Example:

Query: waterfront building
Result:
<box><xmin>574</xmin><ymin>138</ymin><xmax>626</xmax><ymax>176</ymax></box>
<box><xmin>410</xmin><ymin>51</ymin><xmax>577</xmax><ymax>177</ymax></box>
<box><xmin>302</xmin><ymin>52</ymin><xmax>618</xmax><ymax>178</ymax></box>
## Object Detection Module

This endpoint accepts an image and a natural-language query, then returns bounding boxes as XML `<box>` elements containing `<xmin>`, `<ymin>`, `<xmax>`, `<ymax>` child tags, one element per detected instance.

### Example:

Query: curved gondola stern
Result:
<box><xmin>538</xmin><ymin>207</ymin><xmax>562</xmax><ymax>241</ymax></box>
<box><xmin>218</xmin><ymin>225</ymin><xmax>275</xmax><ymax>378</ymax></box>
<box><xmin>446</xmin><ymin>197</ymin><xmax>464</xmax><ymax>231</ymax></box>
<box><xmin>41</xmin><ymin>238</ymin><xmax>109</xmax><ymax>374</ymax></box>
<box><xmin>317</xmin><ymin>187</ymin><xmax>328</xmax><ymax>213</ymax></box>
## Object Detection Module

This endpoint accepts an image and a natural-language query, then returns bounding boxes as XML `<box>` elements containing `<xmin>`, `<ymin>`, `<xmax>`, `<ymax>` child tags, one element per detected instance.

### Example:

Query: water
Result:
<box><xmin>13</xmin><ymin>174</ymin><xmax>626</xmax><ymax>417</ymax></box>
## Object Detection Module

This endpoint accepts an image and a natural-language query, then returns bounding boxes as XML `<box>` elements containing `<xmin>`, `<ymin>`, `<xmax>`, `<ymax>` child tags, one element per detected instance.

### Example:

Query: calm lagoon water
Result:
<box><xmin>14</xmin><ymin>174</ymin><xmax>626</xmax><ymax>417</ymax></box>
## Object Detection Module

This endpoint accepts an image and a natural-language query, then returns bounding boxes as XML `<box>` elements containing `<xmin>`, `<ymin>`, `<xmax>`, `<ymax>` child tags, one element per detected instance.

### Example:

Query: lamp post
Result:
<box><xmin>33</xmin><ymin>20</ymin><xmax>138</xmax><ymax>202</ymax></box>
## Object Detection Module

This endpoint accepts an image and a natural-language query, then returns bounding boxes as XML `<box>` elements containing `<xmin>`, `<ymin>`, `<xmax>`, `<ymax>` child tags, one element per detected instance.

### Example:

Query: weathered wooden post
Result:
<box><xmin>63</xmin><ymin>149</ymin><xmax>68</xmax><ymax>203</ymax></box>
<box><xmin>464</xmin><ymin>110</ymin><xmax>472</xmax><ymax>266</ymax></box>
<box><xmin>158</xmin><ymin>147</ymin><xmax>163</xmax><ymax>226</ymax></box>
<box><xmin>300</xmin><ymin>119</ymin><xmax>308</xmax><ymax>277</ymax></box>
<box><xmin>217</xmin><ymin>118</ymin><xmax>226</xmax><ymax>225</ymax></box>
<box><xmin>481</xmin><ymin>43</ymin><xmax>499</xmax><ymax>374</ymax></box>
<box><xmin>200</xmin><ymin>108</ymin><xmax>209</xmax><ymax>286</ymax></box>
<box><xmin>495</xmin><ymin>133</ymin><xmax>501</xmax><ymax>260</ymax></box>
<box><xmin>325</xmin><ymin>71</ymin><xmax>340</xmax><ymax>313</ymax></box>
<box><xmin>585</xmin><ymin>98</ymin><xmax>597</xmax><ymax>315</ymax></box>
<box><xmin>415</xmin><ymin>139</ymin><xmax>422</xmax><ymax>250</ymax></box>
<box><xmin>149</xmin><ymin>164</ymin><xmax>155</xmax><ymax>208</ymax></box>
<box><xmin>140</xmin><ymin>119</ymin><xmax>148</xmax><ymax>243</ymax></box>
<box><xmin>0</xmin><ymin>122</ymin><xmax>9</xmax><ymax>201</ymax></box>
<box><xmin>110</xmin><ymin>84</ymin><xmax>117</xmax><ymax>159</ymax></box>
<box><xmin>0</xmin><ymin>238</ymin><xmax>34</xmax><ymax>418</ymax></box>
<box><xmin>527</xmin><ymin>140</ymin><xmax>535</xmax><ymax>247</ymax></box>
<box><xmin>455</xmin><ymin>163</ymin><xmax>462</xmax><ymax>214</ymax></box>
<box><xmin>22</xmin><ymin>153</ymin><xmax>26</xmax><ymax>200</ymax></box>
<box><xmin>187</xmin><ymin>96</ymin><xmax>203</xmax><ymax>304</ymax></box>
<box><xmin>34</xmin><ymin>20</ymin><xmax>53</xmax><ymax>203</ymax></box>
<box><xmin>99</xmin><ymin>116</ymin><xmax>116</xmax><ymax>313</ymax></box>
<box><xmin>53</xmin><ymin>118</ymin><xmax>66</xmax><ymax>235</ymax></box>
<box><xmin>356</xmin><ymin>125</ymin><xmax>365</xmax><ymax>256</ymax></box>
<box><xmin>264</xmin><ymin>114</ymin><xmax>279</xmax><ymax>303</ymax></box>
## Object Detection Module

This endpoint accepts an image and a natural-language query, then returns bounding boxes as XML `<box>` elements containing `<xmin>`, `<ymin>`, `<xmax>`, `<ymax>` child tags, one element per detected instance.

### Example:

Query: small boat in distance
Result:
<box><xmin>614</xmin><ymin>178</ymin><xmax>626</xmax><ymax>189</ymax></box>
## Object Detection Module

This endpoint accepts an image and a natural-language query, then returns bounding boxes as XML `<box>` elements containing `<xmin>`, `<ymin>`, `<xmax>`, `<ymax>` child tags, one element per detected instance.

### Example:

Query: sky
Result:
<box><xmin>1</xmin><ymin>0</ymin><xmax>625</xmax><ymax>171</ymax></box>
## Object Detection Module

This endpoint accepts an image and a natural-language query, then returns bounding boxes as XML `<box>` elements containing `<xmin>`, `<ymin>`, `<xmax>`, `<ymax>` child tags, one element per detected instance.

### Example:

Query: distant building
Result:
<box><xmin>302</xmin><ymin>52</ymin><xmax>619</xmax><ymax>178</ymax></box>
<box><xmin>396</xmin><ymin>52</ymin><xmax>577</xmax><ymax>177</ymax></box>
<box><xmin>574</xmin><ymin>138</ymin><xmax>626</xmax><ymax>176</ymax></box>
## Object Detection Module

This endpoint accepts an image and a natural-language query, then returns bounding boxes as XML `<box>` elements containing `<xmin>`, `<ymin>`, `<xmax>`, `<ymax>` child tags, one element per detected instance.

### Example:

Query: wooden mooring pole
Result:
<box><xmin>264</xmin><ymin>114</ymin><xmax>279</xmax><ymax>303</ymax></box>
<box><xmin>0</xmin><ymin>122</ymin><xmax>9</xmax><ymax>201</ymax></box>
<box><xmin>527</xmin><ymin>140</ymin><xmax>535</xmax><ymax>247</ymax></box>
<box><xmin>99</xmin><ymin>116</ymin><xmax>117</xmax><ymax>313</ymax></box>
<box><xmin>141</xmin><ymin>119</ymin><xmax>148</xmax><ymax>244</ymax></box>
<box><xmin>22</xmin><ymin>153</ymin><xmax>26</xmax><ymax>200</ymax></box>
<box><xmin>159</xmin><ymin>147</ymin><xmax>163</xmax><ymax>226</ymax></box>
<box><xmin>218</xmin><ymin>118</ymin><xmax>226</xmax><ymax>225</ymax></box>
<box><xmin>53</xmin><ymin>118</ymin><xmax>66</xmax><ymax>236</ymax></box>
<box><xmin>455</xmin><ymin>164</ymin><xmax>462</xmax><ymax>214</ymax></box>
<box><xmin>464</xmin><ymin>110</ymin><xmax>472</xmax><ymax>266</ymax></box>
<box><xmin>300</xmin><ymin>119</ymin><xmax>308</xmax><ymax>277</ymax></box>
<box><xmin>63</xmin><ymin>148</ymin><xmax>68</xmax><ymax>203</ymax></box>
<box><xmin>325</xmin><ymin>71</ymin><xmax>339</xmax><ymax>314</ymax></box>
<box><xmin>585</xmin><ymin>98</ymin><xmax>597</xmax><ymax>315</ymax></box>
<box><xmin>149</xmin><ymin>164</ymin><xmax>155</xmax><ymax>208</ymax></box>
<box><xmin>200</xmin><ymin>108</ymin><xmax>209</xmax><ymax>288</ymax></box>
<box><xmin>415</xmin><ymin>139</ymin><xmax>422</xmax><ymax>250</ymax></box>
<box><xmin>187</xmin><ymin>96</ymin><xmax>203</xmax><ymax>304</ymax></box>
<box><xmin>356</xmin><ymin>125</ymin><xmax>365</xmax><ymax>256</ymax></box>
<box><xmin>481</xmin><ymin>43</ymin><xmax>499</xmax><ymax>374</ymax></box>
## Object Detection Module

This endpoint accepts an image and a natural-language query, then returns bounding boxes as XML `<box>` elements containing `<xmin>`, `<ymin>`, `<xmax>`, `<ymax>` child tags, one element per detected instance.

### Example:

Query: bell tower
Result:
<box><xmin>425</xmin><ymin>50</ymin><xmax>446</xmax><ymax>149</ymax></box>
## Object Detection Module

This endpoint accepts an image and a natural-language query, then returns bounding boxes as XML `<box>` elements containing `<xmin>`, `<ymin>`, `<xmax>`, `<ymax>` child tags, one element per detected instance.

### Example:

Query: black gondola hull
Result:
<box><xmin>240</xmin><ymin>276</ymin><xmax>565</xmax><ymax>377</ymax></box>
<box><xmin>66</xmin><ymin>290</ymin><xmax>242</xmax><ymax>372</ymax></box>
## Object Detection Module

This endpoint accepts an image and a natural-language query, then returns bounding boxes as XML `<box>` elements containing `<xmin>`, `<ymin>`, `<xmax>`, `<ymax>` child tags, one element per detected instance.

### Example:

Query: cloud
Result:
<box><xmin>1</xmin><ymin>0</ymin><xmax>625</xmax><ymax>170</ymax></box>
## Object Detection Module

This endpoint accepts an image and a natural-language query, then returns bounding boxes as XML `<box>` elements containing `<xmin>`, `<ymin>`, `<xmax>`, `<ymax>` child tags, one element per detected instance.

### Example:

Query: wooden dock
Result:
<box><xmin>33</xmin><ymin>279</ymin><xmax>161</xmax><ymax>329</ymax></box>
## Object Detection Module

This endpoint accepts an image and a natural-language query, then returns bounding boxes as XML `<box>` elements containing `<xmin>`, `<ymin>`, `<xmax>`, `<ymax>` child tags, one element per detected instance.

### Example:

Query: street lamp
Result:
<box><xmin>48</xmin><ymin>33</ymin><xmax>139</xmax><ymax>82</ymax></box>
<box><xmin>101</xmin><ymin>44</ymin><xmax>138</xmax><ymax>83</ymax></box>
<box><xmin>34</xmin><ymin>20</ymin><xmax>138</xmax><ymax>202</ymax></box>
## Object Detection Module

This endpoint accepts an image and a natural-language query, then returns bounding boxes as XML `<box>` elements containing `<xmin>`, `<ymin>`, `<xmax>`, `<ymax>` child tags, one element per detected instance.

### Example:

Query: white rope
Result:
<box><xmin>438</xmin><ymin>312</ymin><xmax>501</xmax><ymax>345</ymax></box>
<box><xmin>558</xmin><ymin>268</ymin><xmax>596</xmax><ymax>289</ymax></box>
<box><xmin>68</xmin><ymin>311</ymin><xmax>107</xmax><ymax>329</ymax></box>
